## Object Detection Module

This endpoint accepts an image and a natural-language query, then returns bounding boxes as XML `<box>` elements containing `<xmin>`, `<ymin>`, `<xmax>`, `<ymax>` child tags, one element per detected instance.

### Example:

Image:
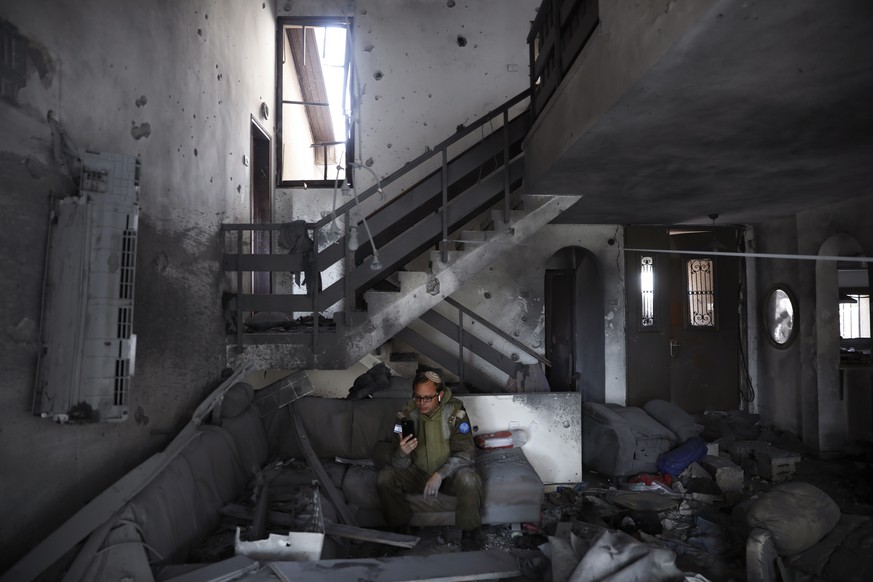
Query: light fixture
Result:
<box><xmin>370</xmin><ymin>254</ymin><xmax>382</xmax><ymax>271</ymax></box>
<box><xmin>708</xmin><ymin>213</ymin><xmax>728</xmax><ymax>252</ymax></box>
<box><xmin>350</xmin><ymin>161</ymin><xmax>384</xmax><ymax>201</ymax></box>
<box><xmin>347</xmin><ymin>225</ymin><xmax>360</xmax><ymax>251</ymax></box>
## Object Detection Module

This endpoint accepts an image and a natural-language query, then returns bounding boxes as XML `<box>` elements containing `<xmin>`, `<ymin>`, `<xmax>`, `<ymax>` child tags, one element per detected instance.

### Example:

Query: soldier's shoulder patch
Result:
<box><xmin>458</xmin><ymin>422</ymin><xmax>471</xmax><ymax>434</ymax></box>
<box><xmin>456</xmin><ymin>409</ymin><xmax>466</xmax><ymax>419</ymax></box>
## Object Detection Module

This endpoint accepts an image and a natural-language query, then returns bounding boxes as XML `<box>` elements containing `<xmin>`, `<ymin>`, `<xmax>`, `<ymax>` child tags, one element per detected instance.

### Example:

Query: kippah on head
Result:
<box><xmin>412</xmin><ymin>369</ymin><xmax>443</xmax><ymax>391</ymax></box>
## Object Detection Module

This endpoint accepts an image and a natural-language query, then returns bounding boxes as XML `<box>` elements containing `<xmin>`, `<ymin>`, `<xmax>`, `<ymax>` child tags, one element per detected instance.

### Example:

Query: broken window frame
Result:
<box><xmin>276</xmin><ymin>16</ymin><xmax>354</xmax><ymax>189</ymax></box>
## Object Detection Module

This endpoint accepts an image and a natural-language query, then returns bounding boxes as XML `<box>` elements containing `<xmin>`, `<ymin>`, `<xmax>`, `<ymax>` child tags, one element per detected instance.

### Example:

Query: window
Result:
<box><xmin>686</xmin><ymin>258</ymin><xmax>716</xmax><ymax>327</ymax></box>
<box><xmin>278</xmin><ymin>18</ymin><xmax>352</xmax><ymax>186</ymax></box>
<box><xmin>764</xmin><ymin>286</ymin><xmax>797</xmax><ymax>347</ymax></box>
<box><xmin>840</xmin><ymin>294</ymin><xmax>871</xmax><ymax>339</ymax></box>
<box><xmin>640</xmin><ymin>255</ymin><xmax>655</xmax><ymax>327</ymax></box>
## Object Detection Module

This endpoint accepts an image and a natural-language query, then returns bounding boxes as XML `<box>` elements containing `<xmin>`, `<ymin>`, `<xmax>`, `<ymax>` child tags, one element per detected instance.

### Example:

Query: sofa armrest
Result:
<box><xmin>581</xmin><ymin>403</ymin><xmax>636</xmax><ymax>477</ymax></box>
<box><xmin>746</xmin><ymin>527</ymin><xmax>782</xmax><ymax>582</ymax></box>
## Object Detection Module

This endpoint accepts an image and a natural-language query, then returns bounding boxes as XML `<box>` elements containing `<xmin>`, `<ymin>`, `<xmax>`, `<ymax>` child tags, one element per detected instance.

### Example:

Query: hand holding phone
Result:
<box><xmin>401</xmin><ymin>419</ymin><xmax>415</xmax><ymax>439</ymax></box>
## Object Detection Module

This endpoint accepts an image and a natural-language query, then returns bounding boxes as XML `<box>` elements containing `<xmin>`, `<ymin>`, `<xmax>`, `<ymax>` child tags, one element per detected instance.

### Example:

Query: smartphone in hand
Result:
<box><xmin>401</xmin><ymin>419</ymin><xmax>415</xmax><ymax>439</ymax></box>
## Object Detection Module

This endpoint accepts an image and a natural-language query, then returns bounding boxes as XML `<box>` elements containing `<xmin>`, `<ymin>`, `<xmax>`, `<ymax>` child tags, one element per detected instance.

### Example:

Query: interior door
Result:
<box><xmin>668</xmin><ymin>230</ymin><xmax>739</xmax><ymax>412</ymax></box>
<box><xmin>251</xmin><ymin>120</ymin><xmax>271</xmax><ymax>295</ymax></box>
<box><xmin>545</xmin><ymin>269</ymin><xmax>576</xmax><ymax>392</ymax></box>
<box><xmin>626</xmin><ymin>227</ymin><xmax>740</xmax><ymax>412</ymax></box>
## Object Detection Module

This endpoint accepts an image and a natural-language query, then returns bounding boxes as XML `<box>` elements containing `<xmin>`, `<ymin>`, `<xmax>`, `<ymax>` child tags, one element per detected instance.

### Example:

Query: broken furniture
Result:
<box><xmin>745</xmin><ymin>481</ymin><xmax>873</xmax><ymax>582</ymax></box>
<box><xmin>582</xmin><ymin>399</ymin><xmax>703</xmax><ymax>477</ymax></box>
<box><xmin>14</xmin><ymin>374</ymin><xmax>543</xmax><ymax>582</ymax></box>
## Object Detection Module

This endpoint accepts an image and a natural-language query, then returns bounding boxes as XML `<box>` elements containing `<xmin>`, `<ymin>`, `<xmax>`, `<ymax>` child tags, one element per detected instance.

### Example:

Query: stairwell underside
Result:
<box><xmin>226</xmin><ymin>194</ymin><xmax>581</xmax><ymax>371</ymax></box>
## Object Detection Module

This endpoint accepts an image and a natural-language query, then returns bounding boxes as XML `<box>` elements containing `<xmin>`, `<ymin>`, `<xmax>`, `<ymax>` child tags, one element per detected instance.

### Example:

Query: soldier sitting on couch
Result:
<box><xmin>376</xmin><ymin>370</ymin><xmax>483</xmax><ymax>549</ymax></box>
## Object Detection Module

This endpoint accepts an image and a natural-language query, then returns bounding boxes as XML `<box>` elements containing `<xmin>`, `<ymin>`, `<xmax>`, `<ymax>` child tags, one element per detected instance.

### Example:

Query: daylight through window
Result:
<box><xmin>687</xmin><ymin>258</ymin><xmax>716</xmax><ymax>327</ymax></box>
<box><xmin>839</xmin><ymin>294</ymin><xmax>871</xmax><ymax>339</ymax></box>
<box><xmin>280</xmin><ymin>21</ymin><xmax>351</xmax><ymax>185</ymax></box>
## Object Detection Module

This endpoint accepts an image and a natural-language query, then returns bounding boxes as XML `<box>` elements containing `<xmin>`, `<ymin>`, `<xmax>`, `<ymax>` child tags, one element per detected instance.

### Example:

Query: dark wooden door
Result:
<box><xmin>546</xmin><ymin>269</ymin><xmax>576</xmax><ymax>392</ymax></box>
<box><xmin>626</xmin><ymin>227</ymin><xmax>740</xmax><ymax>412</ymax></box>
<box><xmin>668</xmin><ymin>230</ymin><xmax>739</xmax><ymax>412</ymax></box>
<box><xmin>251</xmin><ymin>121</ymin><xmax>271</xmax><ymax>295</ymax></box>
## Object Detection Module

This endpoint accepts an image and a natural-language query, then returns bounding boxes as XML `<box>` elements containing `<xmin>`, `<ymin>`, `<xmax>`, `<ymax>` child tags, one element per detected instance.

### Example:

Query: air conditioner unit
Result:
<box><xmin>34</xmin><ymin>151</ymin><xmax>140</xmax><ymax>423</ymax></box>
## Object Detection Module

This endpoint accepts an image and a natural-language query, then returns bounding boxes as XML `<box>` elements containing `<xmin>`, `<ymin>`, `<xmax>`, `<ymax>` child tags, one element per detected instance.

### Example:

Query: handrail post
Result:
<box><xmin>503</xmin><ymin>109</ymin><xmax>511</xmax><ymax>223</ymax></box>
<box><xmin>441</xmin><ymin>148</ymin><xmax>449</xmax><ymax>263</ymax></box>
<box><xmin>343</xmin><ymin>210</ymin><xmax>354</xmax><ymax>321</ymax></box>
<box><xmin>311</xmin><ymin>224</ymin><xmax>319</xmax><ymax>363</ymax></box>
<box><xmin>457</xmin><ymin>309</ymin><xmax>464</xmax><ymax>387</ymax></box>
<box><xmin>236</xmin><ymin>227</ymin><xmax>243</xmax><ymax>349</ymax></box>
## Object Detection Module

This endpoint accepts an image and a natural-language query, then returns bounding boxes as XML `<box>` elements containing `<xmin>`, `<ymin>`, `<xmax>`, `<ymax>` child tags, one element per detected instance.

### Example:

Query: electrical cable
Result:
<box><xmin>735</xmin><ymin>231</ymin><xmax>756</xmax><ymax>404</ymax></box>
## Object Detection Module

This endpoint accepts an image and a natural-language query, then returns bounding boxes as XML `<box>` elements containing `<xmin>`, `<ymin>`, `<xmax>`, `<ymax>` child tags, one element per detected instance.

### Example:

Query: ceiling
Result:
<box><xmin>536</xmin><ymin>0</ymin><xmax>873</xmax><ymax>226</ymax></box>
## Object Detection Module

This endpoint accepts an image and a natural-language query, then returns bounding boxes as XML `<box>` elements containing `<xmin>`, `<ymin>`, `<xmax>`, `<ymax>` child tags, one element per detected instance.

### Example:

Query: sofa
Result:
<box><xmin>23</xmin><ymin>378</ymin><xmax>543</xmax><ymax>582</ymax></box>
<box><xmin>262</xmin><ymin>392</ymin><xmax>544</xmax><ymax>529</ymax></box>
<box><xmin>744</xmin><ymin>481</ymin><xmax>873</xmax><ymax>582</ymax></box>
<box><xmin>581</xmin><ymin>399</ymin><xmax>702</xmax><ymax>477</ymax></box>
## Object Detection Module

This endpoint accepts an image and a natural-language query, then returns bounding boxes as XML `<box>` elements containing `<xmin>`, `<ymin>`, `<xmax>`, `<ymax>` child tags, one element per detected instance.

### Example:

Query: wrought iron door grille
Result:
<box><xmin>686</xmin><ymin>258</ymin><xmax>716</xmax><ymax>327</ymax></box>
<box><xmin>640</xmin><ymin>255</ymin><xmax>655</xmax><ymax>327</ymax></box>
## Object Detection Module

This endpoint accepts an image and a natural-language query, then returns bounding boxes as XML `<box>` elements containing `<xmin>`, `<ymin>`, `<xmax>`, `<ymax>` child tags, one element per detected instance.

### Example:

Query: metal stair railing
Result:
<box><xmin>396</xmin><ymin>296</ymin><xmax>551</xmax><ymax>391</ymax></box>
<box><xmin>221</xmin><ymin>89</ymin><xmax>532</xmax><ymax>353</ymax></box>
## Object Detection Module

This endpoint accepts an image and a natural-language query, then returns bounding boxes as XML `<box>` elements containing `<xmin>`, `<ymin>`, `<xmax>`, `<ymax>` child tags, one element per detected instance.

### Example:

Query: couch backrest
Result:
<box><xmin>218</xmin><ymin>382</ymin><xmax>270</xmax><ymax>478</ymax></box>
<box><xmin>264</xmin><ymin>396</ymin><xmax>406</xmax><ymax>461</ymax></box>
<box><xmin>119</xmin><ymin>426</ymin><xmax>247</xmax><ymax>565</ymax></box>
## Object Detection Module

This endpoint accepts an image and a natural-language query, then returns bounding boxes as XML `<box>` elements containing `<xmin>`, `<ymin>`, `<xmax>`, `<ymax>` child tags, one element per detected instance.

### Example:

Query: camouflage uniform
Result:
<box><xmin>377</xmin><ymin>387</ymin><xmax>483</xmax><ymax>530</ymax></box>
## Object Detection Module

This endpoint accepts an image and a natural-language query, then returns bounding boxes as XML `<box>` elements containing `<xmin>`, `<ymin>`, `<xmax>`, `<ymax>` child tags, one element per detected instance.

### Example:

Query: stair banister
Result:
<box><xmin>311</xmin><ymin>89</ymin><xmax>532</xmax><ymax>235</ymax></box>
<box><xmin>441</xmin><ymin>148</ymin><xmax>449</xmax><ymax>263</ymax></box>
<box><xmin>444</xmin><ymin>297</ymin><xmax>551</xmax><ymax>369</ymax></box>
<box><xmin>503</xmin><ymin>109</ymin><xmax>511</xmax><ymax>224</ymax></box>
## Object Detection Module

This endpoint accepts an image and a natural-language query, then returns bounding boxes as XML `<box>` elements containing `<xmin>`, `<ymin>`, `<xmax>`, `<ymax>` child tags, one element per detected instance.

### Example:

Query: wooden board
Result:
<box><xmin>267</xmin><ymin>549</ymin><xmax>520</xmax><ymax>582</ymax></box>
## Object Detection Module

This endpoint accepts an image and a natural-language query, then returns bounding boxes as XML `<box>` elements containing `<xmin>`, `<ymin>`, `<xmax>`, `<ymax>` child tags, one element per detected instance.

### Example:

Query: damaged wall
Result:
<box><xmin>524</xmin><ymin>0</ymin><xmax>716</xmax><ymax>192</ymax></box>
<box><xmin>0</xmin><ymin>1</ymin><xmax>276</xmax><ymax>571</ymax></box>
<box><xmin>272</xmin><ymin>0</ymin><xmax>539</xmax><ymax>314</ymax></box>
<box><xmin>754</xmin><ymin>194</ymin><xmax>873</xmax><ymax>455</ymax></box>
<box><xmin>445</xmin><ymin>224</ymin><xmax>627</xmax><ymax>401</ymax></box>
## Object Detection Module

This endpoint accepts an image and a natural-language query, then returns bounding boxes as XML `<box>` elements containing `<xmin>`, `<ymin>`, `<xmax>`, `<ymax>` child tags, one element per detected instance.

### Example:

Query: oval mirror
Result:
<box><xmin>764</xmin><ymin>287</ymin><xmax>797</xmax><ymax>347</ymax></box>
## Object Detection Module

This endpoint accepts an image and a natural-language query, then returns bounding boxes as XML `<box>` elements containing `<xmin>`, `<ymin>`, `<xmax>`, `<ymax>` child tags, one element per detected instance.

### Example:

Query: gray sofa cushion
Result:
<box><xmin>265</xmin><ymin>397</ymin><xmax>355</xmax><ymax>460</ymax></box>
<box><xmin>747</xmin><ymin>481</ymin><xmax>841</xmax><ymax>555</ymax></box>
<box><xmin>349</xmin><ymin>398</ymin><xmax>407</xmax><ymax>460</ymax></box>
<box><xmin>120</xmin><ymin>428</ymin><xmax>246</xmax><ymax>564</ymax></box>
<box><xmin>583</xmin><ymin>402</ymin><xmax>678</xmax><ymax>476</ymax></box>
<box><xmin>643</xmin><ymin>399</ymin><xmax>701</xmax><ymax>442</ymax></box>
<box><xmin>219</xmin><ymin>383</ymin><xmax>270</xmax><ymax>478</ymax></box>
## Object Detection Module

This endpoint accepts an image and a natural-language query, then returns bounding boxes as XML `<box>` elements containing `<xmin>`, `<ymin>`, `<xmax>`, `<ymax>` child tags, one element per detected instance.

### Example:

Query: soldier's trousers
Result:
<box><xmin>377</xmin><ymin>464</ymin><xmax>483</xmax><ymax>531</ymax></box>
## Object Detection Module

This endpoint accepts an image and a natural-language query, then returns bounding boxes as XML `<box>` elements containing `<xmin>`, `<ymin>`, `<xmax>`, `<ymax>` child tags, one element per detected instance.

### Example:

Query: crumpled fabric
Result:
<box><xmin>277</xmin><ymin>220</ymin><xmax>320</xmax><ymax>296</ymax></box>
<box><xmin>558</xmin><ymin>523</ymin><xmax>693</xmax><ymax>582</ymax></box>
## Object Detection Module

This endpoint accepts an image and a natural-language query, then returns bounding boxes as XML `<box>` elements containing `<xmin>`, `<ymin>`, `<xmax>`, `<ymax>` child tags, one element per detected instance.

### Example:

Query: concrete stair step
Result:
<box><xmin>397</xmin><ymin>270</ymin><xmax>430</xmax><ymax>292</ymax></box>
<box><xmin>364</xmin><ymin>270</ymin><xmax>433</xmax><ymax>313</ymax></box>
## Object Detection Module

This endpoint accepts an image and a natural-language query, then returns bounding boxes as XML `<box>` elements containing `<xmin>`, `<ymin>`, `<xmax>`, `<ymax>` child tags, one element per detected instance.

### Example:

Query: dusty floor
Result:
<box><xmin>346</xmin><ymin>426</ymin><xmax>873</xmax><ymax>582</ymax></box>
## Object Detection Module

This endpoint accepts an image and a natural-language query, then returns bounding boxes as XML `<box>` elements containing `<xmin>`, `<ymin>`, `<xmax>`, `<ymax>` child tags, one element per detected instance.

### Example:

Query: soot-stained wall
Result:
<box><xmin>0</xmin><ymin>1</ymin><xmax>276</xmax><ymax>570</ymax></box>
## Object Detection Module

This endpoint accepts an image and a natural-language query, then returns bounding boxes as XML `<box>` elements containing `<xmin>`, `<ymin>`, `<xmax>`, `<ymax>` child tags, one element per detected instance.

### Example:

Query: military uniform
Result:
<box><xmin>377</xmin><ymin>387</ymin><xmax>483</xmax><ymax>530</ymax></box>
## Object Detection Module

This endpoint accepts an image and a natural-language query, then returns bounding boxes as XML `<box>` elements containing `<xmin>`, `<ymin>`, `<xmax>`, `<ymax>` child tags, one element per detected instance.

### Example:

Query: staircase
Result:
<box><xmin>222</xmin><ymin>91</ymin><xmax>581</xmax><ymax>377</ymax></box>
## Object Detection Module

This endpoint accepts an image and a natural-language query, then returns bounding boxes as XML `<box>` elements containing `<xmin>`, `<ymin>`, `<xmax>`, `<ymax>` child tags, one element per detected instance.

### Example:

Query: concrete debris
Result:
<box><xmin>724</xmin><ymin>440</ymin><xmax>801</xmax><ymax>482</ymax></box>
<box><xmin>700</xmin><ymin>454</ymin><xmax>744</xmax><ymax>497</ymax></box>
